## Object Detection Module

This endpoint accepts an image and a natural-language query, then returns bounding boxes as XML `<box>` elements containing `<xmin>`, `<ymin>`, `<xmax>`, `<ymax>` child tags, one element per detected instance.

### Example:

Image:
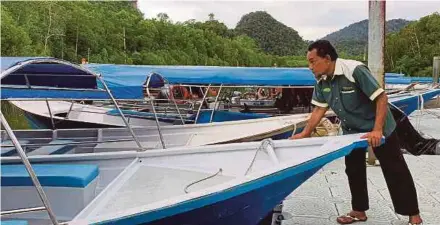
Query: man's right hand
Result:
<box><xmin>290</xmin><ymin>106</ymin><xmax>327</xmax><ymax>140</ymax></box>
<box><xmin>290</xmin><ymin>132</ymin><xmax>309</xmax><ymax>140</ymax></box>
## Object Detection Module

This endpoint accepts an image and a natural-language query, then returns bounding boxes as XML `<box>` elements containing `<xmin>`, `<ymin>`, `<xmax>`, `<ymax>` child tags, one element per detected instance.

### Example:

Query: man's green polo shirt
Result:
<box><xmin>311</xmin><ymin>58</ymin><xmax>396</xmax><ymax>137</ymax></box>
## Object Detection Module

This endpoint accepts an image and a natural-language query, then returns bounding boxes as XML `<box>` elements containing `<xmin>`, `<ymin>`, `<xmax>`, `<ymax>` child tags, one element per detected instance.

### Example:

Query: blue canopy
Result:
<box><xmin>86</xmin><ymin>63</ymin><xmax>438</xmax><ymax>99</ymax></box>
<box><xmin>86</xmin><ymin>64</ymin><xmax>317</xmax><ymax>86</ymax></box>
<box><xmin>85</xmin><ymin>64</ymin><xmax>317</xmax><ymax>99</ymax></box>
<box><xmin>385</xmin><ymin>76</ymin><xmax>433</xmax><ymax>85</ymax></box>
<box><xmin>1</xmin><ymin>57</ymin><xmax>108</xmax><ymax>99</ymax></box>
<box><xmin>2</xmin><ymin>58</ymin><xmax>434</xmax><ymax>100</ymax></box>
<box><xmin>385</xmin><ymin>73</ymin><xmax>404</xmax><ymax>77</ymax></box>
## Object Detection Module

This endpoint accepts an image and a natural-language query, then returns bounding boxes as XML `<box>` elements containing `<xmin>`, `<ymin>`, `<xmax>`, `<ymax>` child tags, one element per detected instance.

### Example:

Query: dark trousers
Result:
<box><xmin>345</xmin><ymin>130</ymin><xmax>420</xmax><ymax>216</ymax></box>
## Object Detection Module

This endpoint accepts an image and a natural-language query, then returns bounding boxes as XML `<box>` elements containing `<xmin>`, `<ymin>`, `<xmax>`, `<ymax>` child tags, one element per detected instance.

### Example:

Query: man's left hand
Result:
<box><xmin>361</xmin><ymin>130</ymin><xmax>383</xmax><ymax>148</ymax></box>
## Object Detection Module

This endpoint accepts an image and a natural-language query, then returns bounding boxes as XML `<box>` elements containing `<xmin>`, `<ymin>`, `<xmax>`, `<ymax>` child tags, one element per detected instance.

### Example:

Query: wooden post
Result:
<box><xmin>367</xmin><ymin>0</ymin><xmax>386</xmax><ymax>165</ymax></box>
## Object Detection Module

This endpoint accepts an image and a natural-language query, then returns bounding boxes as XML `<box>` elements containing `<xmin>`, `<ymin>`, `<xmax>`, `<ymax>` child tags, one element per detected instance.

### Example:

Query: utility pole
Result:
<box><xmin>367</xmin><ymin>0</ymin><xmax>386</xmax><ymax>165</ymax></box>
<box><xmin>368</xmin><ymin>0</ymin><xmax>386</xmax><ymax>87</ymax></box>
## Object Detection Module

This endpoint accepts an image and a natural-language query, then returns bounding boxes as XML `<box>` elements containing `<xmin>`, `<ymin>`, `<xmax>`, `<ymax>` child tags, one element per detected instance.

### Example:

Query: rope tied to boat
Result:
<box><xmin>184</xmin><ymin>168</ymin><xmax>223</xmax><ymax>194</ymax></box>
<box><xmin>312</xmin><ymin>118</ymin><xmax>341</xmax><ymax>137</ymax></box>
<box><xmin>245</xmin><ymin>139</ymin><xmax>275</xmax><ymax>176</ymax></box>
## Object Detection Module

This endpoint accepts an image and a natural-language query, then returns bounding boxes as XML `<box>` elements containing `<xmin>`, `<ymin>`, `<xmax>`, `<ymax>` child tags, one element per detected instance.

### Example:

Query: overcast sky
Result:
<box><xmin>138</xmin><ymin>0</ymin><xmax>439</xmax><ymax>40</ymax></box>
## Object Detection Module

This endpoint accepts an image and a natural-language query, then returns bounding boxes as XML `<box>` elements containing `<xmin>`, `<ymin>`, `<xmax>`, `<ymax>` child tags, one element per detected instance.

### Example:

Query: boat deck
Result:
<box><xmin>99</xmin><ymin>165</ymin><xmax>234</xmax><ymax>214</ymax></box>
<box><xmin>283</xmin><ymin>155</ymin><xmax>440</xmax><ymax>225</ymax></box>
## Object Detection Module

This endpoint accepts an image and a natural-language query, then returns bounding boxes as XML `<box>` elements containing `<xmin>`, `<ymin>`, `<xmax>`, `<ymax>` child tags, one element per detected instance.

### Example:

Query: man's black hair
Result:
<box><xmin>307</xmin><ymin>40</ymin><xmax>338</xmax><ymax>61</ymax></box>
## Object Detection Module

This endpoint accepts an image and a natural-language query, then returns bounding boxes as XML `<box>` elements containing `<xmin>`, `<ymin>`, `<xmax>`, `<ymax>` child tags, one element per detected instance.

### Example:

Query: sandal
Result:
<box><xmin>336</xmin><ymin>214</ymin><xmax>368</xmax><ymax>224</ymax></box>
<box><xmin>409</xmin><ymin>216</ymin><xmax>423</xmax><ymax>225</ymax></box>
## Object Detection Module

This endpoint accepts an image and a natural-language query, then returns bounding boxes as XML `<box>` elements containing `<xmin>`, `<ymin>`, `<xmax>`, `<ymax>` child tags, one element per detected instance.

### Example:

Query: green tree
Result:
<box><xmin>385</xmin><ymin>13</ymin><xmax>440</xmax><ymax>76</ymax></box>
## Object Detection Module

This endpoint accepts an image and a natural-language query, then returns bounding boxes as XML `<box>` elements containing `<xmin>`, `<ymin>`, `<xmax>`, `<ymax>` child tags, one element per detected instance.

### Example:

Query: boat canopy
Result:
<box><xmin>1</xmin><ymin>57</ymin><xmax>108</xmax><ymax>100</ymax></box>
<box><xmin>2</xmin><ymin>57</ymin><xmax>434</xmax><ymax>100</ymax></box>
<box><xmin>386</xmin><ymin>76</ymin><xmax>434</xmax><ymax>84</ymax></box>
<box><xmin>86</xmin><ymin>64</ymin><xmax>436</xmax><ymax>99</ymax></box>
<box><xmin>85</xmin><ymin>64</ymin><xmax>318</xmax><ymax>99</ymax></box>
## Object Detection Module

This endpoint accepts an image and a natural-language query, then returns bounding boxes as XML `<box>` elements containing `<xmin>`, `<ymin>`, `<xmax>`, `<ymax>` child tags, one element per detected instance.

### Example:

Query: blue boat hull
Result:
<box><xmin>143</xmin><ymin>167</ymin><xmax>320</xmax><ymax>225</ymax></box>
<box><xmin>96</xmin><ymin>141</ymin><xmax>367</xmax><ymax>225</ymax></box>
<box><xmin>194</xmin><ymin>110</ymin><xmax>270</xmax><ymax>124</ymax></box>
<box><xmin>391</xmin><ymin>89</ymin><xmax>440</xmax><ymax>116</ymax></box>
<box><xmin>391</xmin><ymin>95</ymin><xmax>419</xmax><ymax>116</ymax></box>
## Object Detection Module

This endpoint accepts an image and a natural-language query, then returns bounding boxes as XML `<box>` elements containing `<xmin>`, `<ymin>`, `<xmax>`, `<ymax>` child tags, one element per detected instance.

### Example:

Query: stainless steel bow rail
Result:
<box><xmin>1</xmin><ymin>112</ymin><xmax>60</xmax><ymax>225</ymax></box>
<box><xmin>0</xmin><ymin>58</ymin><xmax>149</xmax><ymax>224</ymax></box>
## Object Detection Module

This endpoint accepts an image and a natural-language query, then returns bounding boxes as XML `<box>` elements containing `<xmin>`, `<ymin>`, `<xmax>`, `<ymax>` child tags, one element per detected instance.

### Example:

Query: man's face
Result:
<box><xmin>307</xmin><ymin>49</ymin><xmax>331</xmax><ymax>80</ymax></box>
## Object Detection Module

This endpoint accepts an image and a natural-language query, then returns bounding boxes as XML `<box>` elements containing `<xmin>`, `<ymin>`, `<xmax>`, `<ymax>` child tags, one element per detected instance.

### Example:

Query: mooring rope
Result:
<box><xmin>184</xmin><ymin>168</ymin><xmax>223</xmax><ymax>194</ymax></box>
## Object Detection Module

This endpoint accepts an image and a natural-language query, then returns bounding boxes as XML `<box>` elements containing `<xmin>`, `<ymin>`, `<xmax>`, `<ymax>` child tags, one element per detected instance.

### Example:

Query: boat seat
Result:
<box><xmin>27</xmin><ymin>140</ymin><xmax>75</xmax><ymax>156</ymax></box>
<box><xmin>0</xmin><ymin>220</ymin><xmax>29</xmax><ymax>225</ymax></box>
<box><xmin>1</xmin><ymin>140</ymin><xmax>30</xmax><ymax>157</ymax></box>
<box><xmin>1</xmin><ymin>164</ymin><xmax>99</xmax><ymax>188</ymax></box>
<box><xmin>1</xmin><ymin>164</ymin><xmax>100</xmax><ymax>220</ymax></box>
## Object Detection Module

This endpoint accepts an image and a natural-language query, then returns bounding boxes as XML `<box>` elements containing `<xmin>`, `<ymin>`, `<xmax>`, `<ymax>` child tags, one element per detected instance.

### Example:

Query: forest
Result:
<box><xmin>1</xmin><ymin>1</ymin><xmax>438</xmax><ymax>76</ymax></box>
<box><xmin>0</xmin><ymin>1</ymin><xmax>308</xmax><ymax>67</ymax></box>
<box><xmin>384</xmin><ymin>13</ymin><xmax>440</xmax><ymax>76</ymax></box>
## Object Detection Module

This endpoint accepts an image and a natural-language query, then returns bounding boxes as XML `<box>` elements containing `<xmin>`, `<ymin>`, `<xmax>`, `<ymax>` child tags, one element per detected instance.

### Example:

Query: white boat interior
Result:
<box><xmin>9</xmin><ymin>100</ymin><xmax>171</xmax><ymax>127</ymax></box>
<box><xmin>1</xmin><ymin>112</ymin><xmax>324</xmax><ymax>157</ymax></box>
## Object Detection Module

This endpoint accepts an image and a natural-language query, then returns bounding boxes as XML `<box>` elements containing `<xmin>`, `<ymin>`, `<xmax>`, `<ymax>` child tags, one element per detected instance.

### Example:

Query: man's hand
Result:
<box><xmin>361</xmin><ymin>130</ymin><xmax>383</xmax><ymax>147</ymax></box>
<box><xmin>289</xmin><ymin>106</ymin><xmax>328</xmax><ymax>140</ymax></box>
<box><xmin>290</xmin><ymin>132</ymin><xmax>309</xmax><ymax>140</ymax></box>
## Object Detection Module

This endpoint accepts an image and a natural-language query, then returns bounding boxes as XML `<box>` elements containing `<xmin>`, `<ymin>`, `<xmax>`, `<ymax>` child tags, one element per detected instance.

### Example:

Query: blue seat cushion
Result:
<box><xmin>0</xmin><ymin>220</ymin><xmax>29</xmax><ymax>225</ymax></box>
<box><xmin>1</xmin><ymin>164</ymin><xmax>99</xmax><ymax>188</ymax></box>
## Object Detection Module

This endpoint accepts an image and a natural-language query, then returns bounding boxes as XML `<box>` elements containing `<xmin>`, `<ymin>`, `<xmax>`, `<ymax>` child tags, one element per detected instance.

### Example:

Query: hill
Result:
<box><xmin>322</xmin><ymin>19</ymin><xmax>411</xmax><ymax>56</ymax></box>
<box><xmin>235</xmin><ymin>11</ymin><xmax>307</xmax><ymax>56</ymax></box>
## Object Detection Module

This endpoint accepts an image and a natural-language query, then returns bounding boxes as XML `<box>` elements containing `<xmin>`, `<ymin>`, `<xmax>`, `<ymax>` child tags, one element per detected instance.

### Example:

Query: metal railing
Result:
<box><xmin>0</xmin><ymin>112</ymin><xmax>60</xmax><ymax>225</ymax></box>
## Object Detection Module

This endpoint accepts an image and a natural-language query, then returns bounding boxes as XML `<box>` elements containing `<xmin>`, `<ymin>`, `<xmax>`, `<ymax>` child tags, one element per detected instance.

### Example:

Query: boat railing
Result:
<box><xmin>2</xmin><ymin>63</ymin><xmax>145</xmax><ymax>152</ymax></box>
<box><xmin>38</xmin><ymin>100</ymin><xmax>198</xmax><ymax>124</ymax></box>
<box><xmin>143</xmin><ymin>81</ymin><xmax>316</xmax><ymax>126</ymax></box>
<box><xmin>1</xmin><ymin>112</ymin><xmax>61</xmax><ymax>224</ymax></box>
<box><xmin>0</xmin><ymin>58</ymin><xmax>153</xmax><ymax>224</ymax></box>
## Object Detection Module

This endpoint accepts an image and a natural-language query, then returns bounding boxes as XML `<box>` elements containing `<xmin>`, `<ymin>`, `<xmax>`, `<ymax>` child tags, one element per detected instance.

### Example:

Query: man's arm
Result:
<box><xmin>292</xmin><ymin>82</ymin><xmax>328</xmax><ymax>139</ymax></box>
<box><xmin>291</xmin><ymin>106</ymin><xmax>328</xmax><ymax>139</ymax></box>
<box><xmin>352</xmin><ymin>65</ymin><xmax>387</xmax><ymax>147</ymax></box>
<box><xmin>373</xmin><ymin>92</ymin><xmax>388</xmax><ymax>132</ymax></box>
<box><xmin>362</xmin><ymin>92</ymin><xmax>387</xmax><ymax>147</ymax></box>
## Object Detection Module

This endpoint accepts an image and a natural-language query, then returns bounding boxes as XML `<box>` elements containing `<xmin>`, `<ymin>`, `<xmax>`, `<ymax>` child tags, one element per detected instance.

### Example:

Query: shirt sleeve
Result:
<box><xmin>352</xmin><ymin>65</ymin><xmax>384</xmax><ymax>101</ymax></box>
<box><xmin>311</xmin><ymin>83</ymin><xmax>328</xmax><ymax>108</ymax></box>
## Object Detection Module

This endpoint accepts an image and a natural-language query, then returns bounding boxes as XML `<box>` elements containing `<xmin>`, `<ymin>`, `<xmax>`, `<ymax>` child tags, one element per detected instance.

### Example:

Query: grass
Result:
<box><xmin>1</xmin><ymin>101</ymin><xmax>31</xmax><ymax>130</ymax></box>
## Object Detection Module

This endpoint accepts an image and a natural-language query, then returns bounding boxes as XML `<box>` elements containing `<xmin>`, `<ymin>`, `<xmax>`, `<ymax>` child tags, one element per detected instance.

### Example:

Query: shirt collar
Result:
<box><xmin>333</xmin><ymin>58</ymin><xmax>344</xmax><ymax>76</ymax></box>
<box><xmin>317</xmin><ymin>58</ymin><xmax>344</xmax><ymax>83</ymax></box>
<box><xmin>327</xmin><ymin>58</ymin><xmax>344</xmax><ymax>81</ymax></box>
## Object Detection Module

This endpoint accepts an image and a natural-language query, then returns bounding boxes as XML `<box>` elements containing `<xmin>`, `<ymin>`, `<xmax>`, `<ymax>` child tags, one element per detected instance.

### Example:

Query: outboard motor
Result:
<box><xmin>389</xmin><ymin>103</ymin><xmax>439</xmax><ymax>155</ymax></box>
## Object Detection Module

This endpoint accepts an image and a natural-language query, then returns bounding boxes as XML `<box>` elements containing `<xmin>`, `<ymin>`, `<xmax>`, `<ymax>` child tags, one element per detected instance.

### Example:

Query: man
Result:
<box><xmin>291</xmin><ymin>40</ymin><xmax>423</xmax><ymax>225</ymax></box>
